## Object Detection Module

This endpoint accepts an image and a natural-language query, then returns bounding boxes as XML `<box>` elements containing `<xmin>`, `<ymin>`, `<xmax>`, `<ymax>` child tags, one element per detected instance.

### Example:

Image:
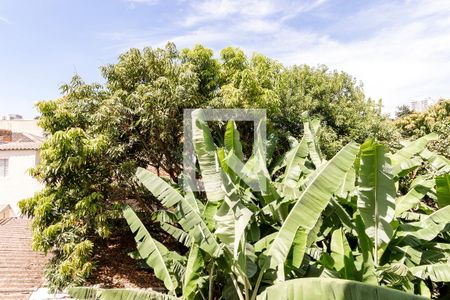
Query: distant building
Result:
<box><xmin>0</xmin><ymin>119</ymin><xmax>43</xmax><ymax>217</ymax></box>
<box><xmin>410</xmin><ymin>98</ymin><xmax>433</xmax><ymax>112</ymax></box>
<box><xmin>1</xmin><ymin>114</ymin><xmax>23</xmax><ymax>121</ymax></box>
<box><xmin>0</xmin><ymin>118</ymin><xmax>43</xmax><ymax>137</ymax></box>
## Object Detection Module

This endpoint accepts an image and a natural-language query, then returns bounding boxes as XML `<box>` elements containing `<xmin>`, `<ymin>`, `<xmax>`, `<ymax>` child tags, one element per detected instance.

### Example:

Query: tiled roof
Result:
<box><xmin>0</xmin><ymin>217</ymin><xmax>47</xmax><ymax>299</ymax></box>
<box><xmin>0</xmin><ymin>133</ymin><xmax>43</xmax><ymax>151</ymax></box>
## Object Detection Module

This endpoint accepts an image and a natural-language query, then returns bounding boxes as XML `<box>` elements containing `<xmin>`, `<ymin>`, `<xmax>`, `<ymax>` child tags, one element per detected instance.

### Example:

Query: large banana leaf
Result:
<box><xmin>330</xmin><ymin>228</ymin><xmax>356</xmax><ymax>280</ymax></box>
<box><xmin>123</xmin><ymin>205</ymin><xmax>178</xmax><ymax>291</ymax></box>
<box><xmin>357</xmin><ymin>140</ymin><xmax>395</xmax><ymax>265</ymax></box>
<box><xmin>410</xmin><ymin>263</ymin><xmax>450</xmax><ymax>282</ymax></box>
<box><xmin>161</xmin><ymin>223</ymin><xmax>192</xmax><ymax>247</ymax></box>
<box><xmin>420</xmin><ymin>148</ymin><xmax>450</xmax><ymax>173</ymax></box>
<box><xmin>390</xmin><ymin>133</ymin><xmax>438</xmax><ymax>176</ymax></box>
<box><xmin>257</xmin><ymin>278</ymin><xmax>427</xmax><ymax>300</ymax></box>
<box><xmin>336</xmin><ymin>165</ymin><xmax>356</xmax><ymax>199</ymax></box>
<box><xmin>395</xmin><ymin>176</ymin><xmax>434</xmax><ymax>216</ymax></box>
<box><xmin>281</xmin><ymin>137</ymin><xmax>308</xmax><ymax>194</ymax></box>
<box><xmin>183</xmin><ymin>244</ymin><xmax>205</xmax><ymax>300</ymax></box>
<box><xmin>224</xmin><ymin>120</ymin><xmax>244</xmax><ymax>161</ymax></box>
<box><xmin>192</xmin><ymin>109</ymin><xmax>224</xmax><ymax>202</ymax></box>
<box><xmin>136</xmin><ymin>167</ymin><xmax>183</xmax><ymax>208</ymax></box>
<box><xmin>178</xmin><ymin>192</ymin><xmax>221</xmax><ymax>257</ymax></box>
<box><xmin>303</xmin><ymin>119</ymin><xmax>323</xmax><ymax>168</ymax></box>
<box><xmin>354</xmin><ymin>215</ymin><xmax>377</xmax><ymax>284</ymax></box>
<box><xmin>398</xmin><ymin>205</ymin><xmax>450</xmax><ymax>241</ymax></box>
<box><xmin>215</xmin><ymin>172</ymin><xmax>253</xmax><ymax>257</ymax></box>
<box><xmin>69</xmin><ymin>287</ymin><xmax>180</xmax><ymax>300</ymax></box>
<box><xmin>267</xmin><ymin>142</ymin><xmax>359</xmax><ymax>267</ymax></box>
<box><xmin>436</xmin><ymin>174</ymin><xmax>450</xmax><ymax>208</ymax></box>
<box><xmin>136</xmin><ymin>168</ymin><xmax>220</xmax><ymax>257</ymax></box>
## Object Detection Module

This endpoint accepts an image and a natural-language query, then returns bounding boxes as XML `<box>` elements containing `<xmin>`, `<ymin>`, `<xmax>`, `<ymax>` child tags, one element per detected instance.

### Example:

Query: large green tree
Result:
<box><xmin>20</xmin><ymin>43</ymin><xmax>396</xmax><ymax>290</ymax></box>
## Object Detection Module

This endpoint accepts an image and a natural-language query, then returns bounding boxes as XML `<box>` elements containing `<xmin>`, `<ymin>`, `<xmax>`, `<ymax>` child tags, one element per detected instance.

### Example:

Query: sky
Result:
<box><xmin>1</xmin><ymin>0</ymin><xmax>450</xmax><ymax>118</ymax></box>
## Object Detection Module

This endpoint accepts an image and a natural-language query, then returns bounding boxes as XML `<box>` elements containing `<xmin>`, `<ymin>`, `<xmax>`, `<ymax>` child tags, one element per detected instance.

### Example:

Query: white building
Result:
<box><xmin>0</xmin><ymin>121</ymin><xmax>43</xmax><ymax>217</ymax></box>
<box><xmin>410</xmin><ymin>98</ymin><xmax>434</xmax><ymax>112</ymax></box>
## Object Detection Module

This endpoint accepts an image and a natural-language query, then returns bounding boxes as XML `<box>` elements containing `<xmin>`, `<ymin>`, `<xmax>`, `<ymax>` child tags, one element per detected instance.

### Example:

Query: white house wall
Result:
<box><xmin>0</xmin><ymin>149</ymin><xmax>42</xmax><ymax>216</ymax></box>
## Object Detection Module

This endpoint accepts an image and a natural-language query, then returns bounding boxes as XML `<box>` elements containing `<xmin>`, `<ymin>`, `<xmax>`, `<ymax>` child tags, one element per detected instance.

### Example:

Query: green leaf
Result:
<box><xmin>281</xmin><ymin>137</ymin><xmax>308</xmax><ymax>195</ymax></box>
<box><xmin>136</xmin><ymin>167</ymin><xmax>220</xmax><ymax>257</ymax></box>
<box><xmin>357</xmin><ymin>140</ymin><xmax>395</xmax><ymax>265</ymax></box>
<box><xmin>69</xmin><ymin>287</ymin><xmax>180</xmax><ymax>300</ymax></box>
<box><xmin>420</xmin><ymin>148</ymin><xmax>450</xmax><ymax>173</ymax></box>
<box><xmin>354</xmin><ymin>215</ymin><xmax>377</xmax><ymax>284</ymax></box>
<box><xmin>398</xmin><ymin>205</ymin><xmax>450</xmax><ymax>242</ymax></box>
<box><xmin>123</xmin><ymin>205</ymin><xmax>178</xmax><ymax>291</ymax></box>
<box><xmin>183</xmin><ymin>244</ymin><xmax>205</xmax><ymax>300</ymax></box>
<box><xmin>436</xmin><ymin>174</ymin><xmax>450</xmax><ymax>208</ymax></box>
<box><xmin>254</xmin><ymin>232</ymin><xmax>277</xmax><ymax>252</ymax></box>
<box><xmin>410</xmin><ymin>264</ymin><xmax>450</xmax><ymax>282</ymax></box>
<box><xmin>330</xmin><ymin>228</ymin><xmax>356</xmax><ymax>280</ymax></box>
<box><xmin>192</xmin><ymin>109</ymin><xmax>224</xmax><ymax>202</ymax></box>
<box><xmin>336</xmin><ymin>166</ymin><xmax>356</xmax><ymax>199</ymax></box>
<box><xmin>268</xmin><ymin>142</ymin><xmax>359</xmax><ymax>267</ymax></box>
<box><xmin>136</xmin><ymin>167</ymin><xmax>183</xmax><ymax>208</ymax></box>
<box><xmin>290</xmin><ymin>228</ymin><xmax>308</xmax><ymax>268</ymax></box>
<box><xmin>257</xmin><ymin>278</ymin><xmax>427</xmax><ymax>300</ymax></box>
<box><xmin>161</xmin><ymin>223</ymin><xmax>192</xmax><ymax>247</ymax></box>
<box><xmin>178</xmin><ymin>193</ymin><xmax>221</xmax><ymax>257</ymax></box>
<box><xmin>390</xmin><ymin>133</ymin><xmax>438</xmax><ymax>176</ymax></box>
<box><xmin>224</xmin><ymin>120</ymin><xmax>244</xmax><ymax>161</ymax></box>
<box><xmin>303</xmin><ymin>119</ymin><xmax>323</xmax><ymax>168</ymax></box>
<box><xmin>395</xmin><ymin>176</ymin><xmax>434</xmax><ymax>216</ymax></box>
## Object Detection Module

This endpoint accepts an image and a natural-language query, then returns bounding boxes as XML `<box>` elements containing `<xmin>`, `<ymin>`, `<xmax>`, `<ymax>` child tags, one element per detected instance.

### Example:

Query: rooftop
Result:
<box><xmin>0</xmin><ymin>132</ymin><xmax>43</xmax><ymax>151</ymax></box>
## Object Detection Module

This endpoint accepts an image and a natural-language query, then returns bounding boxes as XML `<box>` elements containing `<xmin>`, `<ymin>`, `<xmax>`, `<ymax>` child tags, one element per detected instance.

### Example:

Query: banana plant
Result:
<box><xmin>69</xmin><ymin>112</ymin><xmax>449</xmax><ymax>300</ymax></box>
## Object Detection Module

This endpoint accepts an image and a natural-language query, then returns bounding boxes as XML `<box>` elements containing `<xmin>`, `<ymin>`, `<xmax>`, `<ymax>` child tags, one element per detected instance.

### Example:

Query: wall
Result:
<box><xmin>0</xmin><ymin>149</ymin><xmax>42</xmax><ymax>216</ymax></box>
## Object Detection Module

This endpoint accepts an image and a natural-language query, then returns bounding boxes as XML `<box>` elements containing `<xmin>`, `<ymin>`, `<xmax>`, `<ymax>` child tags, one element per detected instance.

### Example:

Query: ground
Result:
<box><xmin>85</xmin><ymin>218</ymin><xmax>182</xmax><ymax>292</ymax></box>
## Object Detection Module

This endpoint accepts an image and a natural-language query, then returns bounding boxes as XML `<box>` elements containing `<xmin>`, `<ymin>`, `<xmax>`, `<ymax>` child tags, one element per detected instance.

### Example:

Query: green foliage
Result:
<box><xmin>395</xmin><ymin>99</ymin><xmax>450</xmax><ymax>158</ymax></box>
<box><xmin>259</xmin><ymin>278</ymin><xmax>427</xmax><ymax>300</ymax></box>
<box><xmin>18</xmin><ymin>42</ymin><xmax>417</xmax><ymax>292</ymax></box>
<box><xmin>395</xmin><ymin>105</ymin><xmax>414</xmax><ymax>119</ymax></box>
<box><xmin>88</xmin><ymin>115</ymin><xmax>449</xmax><ymax>300</ymax></box>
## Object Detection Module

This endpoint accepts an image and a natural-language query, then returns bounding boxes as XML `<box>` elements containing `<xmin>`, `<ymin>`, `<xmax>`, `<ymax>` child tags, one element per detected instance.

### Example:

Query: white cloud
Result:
<box><xmin>0</xmin><ymin>17</ymin><xmax>11</xmax><ymax>24</ymax></box>
<box><xmin>103</xmin><ymin>0</ymin><xmax>450</xmax><ymax>113</ymax></box>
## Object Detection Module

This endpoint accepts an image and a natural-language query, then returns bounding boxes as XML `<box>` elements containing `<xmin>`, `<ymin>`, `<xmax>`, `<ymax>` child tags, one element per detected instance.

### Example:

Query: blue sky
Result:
<box><xmin>1</xmin><ymin>0</ymin><xmax>450</xmax><ymax>118</ymax></box>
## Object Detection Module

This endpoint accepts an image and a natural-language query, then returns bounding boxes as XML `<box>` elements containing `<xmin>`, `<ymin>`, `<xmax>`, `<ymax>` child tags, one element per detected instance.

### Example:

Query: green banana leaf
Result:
<box><xmin>183</xmin><ymin>244</ymin><xmax>205</xmax><ymax>300</ymax></box>
<box><xmin>136</xmin><ymin>168</ymin><xmax>220</xmax><ymax>257</ymax></box>
<box><xmin>136</xmin><ymin>167</ymin><xmax>184</xmax><ymax>207</ymax></box>
<box><xmin>395</xmin><ymin>176</ymin><xmax>434</xmax><ymax>216</ymax></box>
<box><xmin>410</xmin><ymin>263</ymin><xmax>450</xmax><ymax>282</ymax></box>
<box><xmin>69</xmin><ymin>287</ymin><xmax>180</xmax><ymax>300</ymax></box>
<box><xmin>390</xmin><ymin>133</ymin><xmax>438</xmax><ymax>176</ymax></box>
<box><xmin>398</xmin><ymin>205</ymin><xmax>450</xmax><ymax>242</ymax></box>
<box><xmin>357</xmin><ymin>140</ymin><xmax>395</xmax><ymax>265</ymax></box>
<box><xmin>257</xmin><ymin>278</ymin><xmax>427</xmax><ymax>300</ymax></box>
<box><xmin>303</xmin><ymin>119</ymin><xmax>323</xmax><ymax>168</ymax></box>
<box><xmin>330</xmin><ymin>228</ymin><xmax>356</xmax><ymax>280</ymax></box>
<box><xmin>268</xmin><ymin>142</ymin><xmax>359</xmax><ymax>267</ymax></box>
<box><xmin>123</xmin><ymin>205</ymin><xmax>178</xmax><ymax>291</ymax></box>
<box><xmin>420</xmin><ymin>148</ymin><xmax>450</xmax><ymax>173</ymax></box>
<box><xmin>192</xmin><ymin>109</ymin><xmax>224</xmax><ymax>202</ymax></box>
<box><xmin>224</xmin><ymin>120</ymin><xmax>244</xmax><ymax>161</ymax></box>
<box><xmin>436</xmin><ymin>174</ymin><xmax>450</xmax><ymax>208</ymax></box>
